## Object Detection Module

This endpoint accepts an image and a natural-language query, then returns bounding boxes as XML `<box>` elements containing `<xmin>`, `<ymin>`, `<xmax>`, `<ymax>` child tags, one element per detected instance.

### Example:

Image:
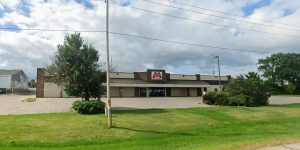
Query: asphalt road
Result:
<box><xmin>0</xmin><ymin>94</ymin><xmax>300</xmax><ymax>115</ymax></box>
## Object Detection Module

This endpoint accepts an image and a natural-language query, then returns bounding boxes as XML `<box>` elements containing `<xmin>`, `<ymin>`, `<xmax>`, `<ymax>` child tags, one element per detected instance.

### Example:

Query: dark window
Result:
<box><xmin>139</xmin><ymin>88</ymin><xmax>147</xmax><ymax>97</ymax></box>
<box><xmin>204</xmin><ymin>87</ymin><xmax>207</xmax><ymax>92</ymax></box>
<box><xmin>214</xmin><ymin>88</ymin><xmax>218</xmax><ymax>92</ymax></box>
<box><xmin>149</xmin><ymin>88</ymin><xmax>165</xmax><ymax>97</ymax></box>
<box><xmin>166</xmin><ymin>88</ymin><xmax>171</xmax><ymax>97</ymax></box>
<box><xmin>197</xmin><ymin>88</ymin><xmax>202</xmax><ymax>96</ymax></box>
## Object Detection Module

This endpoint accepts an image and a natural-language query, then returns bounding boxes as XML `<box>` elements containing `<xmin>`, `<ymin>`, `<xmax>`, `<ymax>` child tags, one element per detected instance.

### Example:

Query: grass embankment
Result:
<box><xmin>1</xmin><ymin>104</ymin><xmax>300</xmax><ymax>150</ymax></box>
<box><xmin>22</xmin><ymin>97</ymin><xmax>36</xmax><ymax>102</ymax></box>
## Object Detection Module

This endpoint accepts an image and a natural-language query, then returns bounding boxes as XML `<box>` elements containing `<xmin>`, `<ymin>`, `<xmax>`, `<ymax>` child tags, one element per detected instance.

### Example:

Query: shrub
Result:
<box><xmin>22</xmin><ymin>97</ymin><xmax>36</xmax><ymax>102</ymax></box>
<box><xmin>228</xmin><ymin>95</ymin><xmax>247</xmax><ymax>106</ymax></box>
<box><xmin>204</xmin><ymin>92</ymin><xmax>229</xmax><ymax>105</ymax></box>
<box><xmin>225</xmin><ymin>72</ymin><xmax>269</xmax><ymax>106</ymax></box>
<box><xmin>72</xmin><ymin>99</ymin><xmax>105</xmax><ymax>114</ymax></box>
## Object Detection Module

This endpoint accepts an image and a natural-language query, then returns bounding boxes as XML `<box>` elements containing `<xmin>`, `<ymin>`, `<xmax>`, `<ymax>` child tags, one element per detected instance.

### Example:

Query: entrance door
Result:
<box><xmin>139</xmin><ymin>88</ymin><xmax>147</xmax><ymax>97</ymax></box>
<box><xmin>166</xmin><ymin>88</ymin><xmax>171</xmax><ymax>97</ymax></box>
<box><xmin>197</xmin><ymin>88</ymin><xmax>202</xmax><ymax>96</ymax></box>
<box><xmin>149</xmin><ymin>88</ymin><xmax>165</xmax><ymax>97</ymax></box>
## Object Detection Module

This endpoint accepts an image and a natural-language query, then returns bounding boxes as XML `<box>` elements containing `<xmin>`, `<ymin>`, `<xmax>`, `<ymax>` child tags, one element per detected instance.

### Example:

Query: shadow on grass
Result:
<box><xmin>113</xmin><ymin>126</ymin><xmax>194</xmax><ymax>136</ymax></box>
<box><xmin>112</xmin><ymin>108</ymin><xmax>169</xmax><ymax>115</ymax></box>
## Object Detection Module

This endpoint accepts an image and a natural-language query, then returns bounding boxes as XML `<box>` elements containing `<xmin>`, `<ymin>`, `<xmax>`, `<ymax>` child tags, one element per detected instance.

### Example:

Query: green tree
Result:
<box><xmin>258</xmin><ymin>53</ymin><xmax>300</xmax><ymax>94</ymax></box>
<box><xmin>225</xmin><ymin>72</ymin><xmax>268</xmax><ymax>106</ymax></box>
<box><xmin>47</xmin><ymin>33</ymin><xmax>105</xmax><ymax>100</ymax></box>
<box><xmin>287</xmin><ymin>83</ymin><xmax>296</xmax><ymax>95</ymax></box>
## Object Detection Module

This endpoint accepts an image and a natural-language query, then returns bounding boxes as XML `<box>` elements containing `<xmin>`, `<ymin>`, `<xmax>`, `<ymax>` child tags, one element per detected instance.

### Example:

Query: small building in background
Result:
<box><xmin>36</xmin><ymin>68</ymin><xmax>231</xmax><ymax>98</ymax></box>
<box><xmin>0</xmin><ymin>69</ymin><xmax>28</xmax><ymax>93</ymax></box>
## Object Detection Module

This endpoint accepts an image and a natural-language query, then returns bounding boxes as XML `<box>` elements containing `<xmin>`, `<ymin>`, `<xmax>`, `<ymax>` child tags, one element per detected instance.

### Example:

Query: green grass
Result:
<box><xmin>22</xmin><ymin>97</ymin><xmax>36</xmax><ymax>102</ymax></box>
<box><xmin>1</xmin><ymin>105</ymin><xmax>300</xmax><ymax>150</ymax></box>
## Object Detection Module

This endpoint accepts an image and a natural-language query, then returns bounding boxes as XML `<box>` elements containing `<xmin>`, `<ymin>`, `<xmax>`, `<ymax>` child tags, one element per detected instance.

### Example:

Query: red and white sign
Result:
<box><xmin>151</xmin><ymin>71</ymin><xmax>163</xmax><ymax>80</ymax></box>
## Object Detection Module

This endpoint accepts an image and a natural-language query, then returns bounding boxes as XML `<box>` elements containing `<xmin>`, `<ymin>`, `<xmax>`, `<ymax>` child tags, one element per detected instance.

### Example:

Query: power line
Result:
<box><xmin>142</xmin><ymin>0</ymin><xmax>300</xmax><ymax>32</ymax></box>
<box><xmin>107</xmin><ymin>1</ymin><xmax>300</xmax><ymax>38</ymax></box>
<box><xmin>164</xmin><ymin>0</ymin><xmax>300</xmax><ymax>28</ymax></box>
<box><xmin>109</xmin><ymin>31</ymin><xmax>270</xmax><ymax>54</ymax></box>
<box><xmin>0</xmin><ymin>27</ymin><xmax>270</xmax><ymax>54</ymax></box>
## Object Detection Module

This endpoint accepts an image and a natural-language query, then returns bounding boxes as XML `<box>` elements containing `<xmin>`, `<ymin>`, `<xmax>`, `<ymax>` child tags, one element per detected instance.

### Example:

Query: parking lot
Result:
<box><xmin>0</xmin><ymin>93</ymin><xmax>300</xmax><ymax>115</ymax></box>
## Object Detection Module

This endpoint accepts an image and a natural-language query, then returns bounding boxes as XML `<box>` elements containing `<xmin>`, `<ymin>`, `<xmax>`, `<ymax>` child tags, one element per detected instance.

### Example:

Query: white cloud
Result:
<box><xmin>0</xmin><ymin>0</ymin><xmax>300</xmax><ymax>79</ymax></box>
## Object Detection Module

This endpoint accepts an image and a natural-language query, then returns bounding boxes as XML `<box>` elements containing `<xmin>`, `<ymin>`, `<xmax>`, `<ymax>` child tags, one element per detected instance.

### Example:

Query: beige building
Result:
<box><xmin>36</xmin><ymin>68</ymin><xmax>230</xmax><ymax>98</ymax></box>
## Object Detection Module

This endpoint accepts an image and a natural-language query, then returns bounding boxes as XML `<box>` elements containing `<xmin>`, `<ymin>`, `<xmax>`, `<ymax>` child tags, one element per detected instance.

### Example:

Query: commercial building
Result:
<box><xmin>0</xmin><ymin>69</ymin><xmax>28</xmax><ymax>93</ymax></box>
<box><xmin>36</xmin><ymin>68</ymin><xmax>230</xmax><ymax>98</ymax></box>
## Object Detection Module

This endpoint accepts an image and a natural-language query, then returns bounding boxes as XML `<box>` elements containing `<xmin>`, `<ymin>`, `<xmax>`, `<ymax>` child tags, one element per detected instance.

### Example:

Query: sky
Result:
<box><xmin>0</xmin><ymin>0</ymin><xmax>300</xmax><ymax>79</ymax></box>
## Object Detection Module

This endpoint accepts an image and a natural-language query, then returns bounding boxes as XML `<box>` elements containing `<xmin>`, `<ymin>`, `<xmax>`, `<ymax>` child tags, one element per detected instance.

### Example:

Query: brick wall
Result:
<box><xmin>36</xmin><ymin>68</ymin><xmax>45</xmax><ymax>98</ymax></box>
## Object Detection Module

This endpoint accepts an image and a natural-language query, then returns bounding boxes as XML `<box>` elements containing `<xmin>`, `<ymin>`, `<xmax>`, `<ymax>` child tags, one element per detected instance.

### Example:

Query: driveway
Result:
<box><xmin>269</xmin><ymin>96</ymin><xmax>300</xmax><ymax>105</ymax></box>
<box><xmin>0</xmin><ymin>94</ymin><xmax>210</xmax><ymax>115</ymax></box>
<box><xmin>0</xmin><ymin>94</ymin><xmax>300</xmax><ymax>115</ymax></box>
<box><xmin>257</xmin><ymin>142</ymin><xmax>300</xmax><ymax>150</ymax></box>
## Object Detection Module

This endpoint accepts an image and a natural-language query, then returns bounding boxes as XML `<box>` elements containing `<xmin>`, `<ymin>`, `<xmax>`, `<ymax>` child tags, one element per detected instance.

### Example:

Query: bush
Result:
<box><xmin>228</xmin><ymin>95</ymin><xmax>247</xmax><ymax>106</ymax></box>
<box><xmin>204</xmin><ymin>92</ymin><xmax>229</xmax><ymax>105</ymax></box>
<box><xmin>204</xmin><ymin>92</ymin><xmax>263</xmax><ymax>107</ymax></box>
<box><xmin>72</xmin><ymin>99</ymin><xmax>105</xmax><ymax>114</ymax></box>
<box><xmin>225</xmin><ymin>72</ymin><xmax>269</xmax><ymax>106</ymax></box>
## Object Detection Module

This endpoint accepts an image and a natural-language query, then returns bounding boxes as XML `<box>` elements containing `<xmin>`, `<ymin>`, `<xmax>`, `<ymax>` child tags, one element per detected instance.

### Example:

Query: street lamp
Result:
<box><xmin>214</xmin><ymin>56</ymin><xmax>222</xmax><ymax>92</ymax></box>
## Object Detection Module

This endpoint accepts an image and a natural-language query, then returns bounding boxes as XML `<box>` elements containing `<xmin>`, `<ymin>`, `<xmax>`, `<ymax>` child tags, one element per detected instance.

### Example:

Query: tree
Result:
<box><xmin>287</xmin><ymin>83</ymin><xmax>296</xmax><ymax>95</ymax></box>
<box><xmin>47</xmin><ymin>33</ymin><xmax>105</xmax><ymax>100</ymax></box>
<box><xmin>258</xmin><ymin>53</ymin><xmax>300</xmax><ymax>94</ymax></box>
<box><xmin>225</xmin><ymin>72</ymin><xmax>268</xmax><ymax>106</ymax></box>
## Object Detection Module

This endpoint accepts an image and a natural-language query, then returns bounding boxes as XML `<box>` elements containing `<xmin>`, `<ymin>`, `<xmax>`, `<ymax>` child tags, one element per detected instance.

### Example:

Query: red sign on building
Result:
<box><xmin>151</xmin><ymin>71</ymin><xmax>163</xmax><ymax>80</ymax></box>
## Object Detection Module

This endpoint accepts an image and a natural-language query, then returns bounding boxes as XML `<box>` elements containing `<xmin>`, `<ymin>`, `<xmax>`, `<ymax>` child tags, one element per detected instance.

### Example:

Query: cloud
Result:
<box><xmin>0</xmin><ymin>0</ymin><xmax>300</xmax><ymax>79</ymax></box>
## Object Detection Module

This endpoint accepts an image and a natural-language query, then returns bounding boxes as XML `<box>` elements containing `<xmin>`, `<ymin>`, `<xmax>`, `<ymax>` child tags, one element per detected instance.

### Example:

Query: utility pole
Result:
<box><xmin>212</xmin><ymin>55</ymin><xmax>216</xmax><ymax>76</ymax></box>
<box><xmin>214</xmin><ymin>56</ymin><xmax>222</xmax><ymax>91</ymax></box>
<box><xmin>106</xmin><ymin>0</ymin><xmax>112</xmax><ymax>128</ymax></box>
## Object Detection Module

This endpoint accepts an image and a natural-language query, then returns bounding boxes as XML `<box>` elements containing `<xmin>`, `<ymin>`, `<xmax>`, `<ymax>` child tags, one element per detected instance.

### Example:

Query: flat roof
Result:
<box><xmin>0</xmin><ymin>69</ymin><xmax>22</xmax><ymax>76</ymax></box>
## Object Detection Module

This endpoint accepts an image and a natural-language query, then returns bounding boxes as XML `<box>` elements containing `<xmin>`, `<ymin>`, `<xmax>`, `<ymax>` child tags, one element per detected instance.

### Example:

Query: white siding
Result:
<box><xmin>110</xmin><ymin>72</ymin><xmax>134</xmax><ymax>79</ymax></box>
<box><xmin>189</xmin><ymin>88</ymin><xmax>197</xmax><ymax>96</ymax></box>
<box><xmin>44</xmin><ymin>82</ymin><xmax>63</xmax><ymax>98</ymax></box>
<box><xmin>121</xmin><ymin>87</ymin><xmax>135</xmax><ymax>97</ymax></box>
<box><xmin>0</xmin><ymin>75</ymin><xmax>11</xmax><ymax>89</ymax></box>
<box><xmin>201</xmin><ymin>75</ymin><xmax>228</xmax><ymax>81</ymax></box>
<box><xmin>170</xmin><ymin>74</ymin><xmax>196</xmax><ymax>80</ymax></box>
<box><xmin>111</xmin><ymin>87</ymin><xmax>120</xmax><ymax>97</ymax></box>
<box><xmin>171</xmin><ymin>88</ymin><xmax>187</xmax><ymax>97</ymax></box>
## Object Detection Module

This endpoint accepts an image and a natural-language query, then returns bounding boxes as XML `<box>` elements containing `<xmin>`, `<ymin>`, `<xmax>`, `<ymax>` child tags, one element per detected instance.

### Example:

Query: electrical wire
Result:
<box><xmin>164</xmin><ymin>0</ymin><xmax>300</xmax><ymax>28</ymax></box>
<box><xmin>107</xmin><ymin>0</ymin><xmax>300</xmax><ymax>38</ymax></box>
<box><xmin>142</xmin><ymin>0</ymin><xmax>300</xmax><ymax>32</ymax></box>
<box><xmin>0</xmin><ymin>27</ymin><xmax>270</xmax><ymax>54</ymax></box>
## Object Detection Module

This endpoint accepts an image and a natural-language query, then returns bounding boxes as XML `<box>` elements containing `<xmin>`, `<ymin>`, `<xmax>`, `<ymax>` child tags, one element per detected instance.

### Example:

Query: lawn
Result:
<box><xmin>1</xmin><ymin>104</ymin><xmax>300</xmax><ymax>150</ymax></box>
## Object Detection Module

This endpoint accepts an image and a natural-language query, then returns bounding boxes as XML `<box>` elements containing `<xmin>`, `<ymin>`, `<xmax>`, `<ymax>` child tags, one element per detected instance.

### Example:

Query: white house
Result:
<box><xmin>0</xmin><ymin>69</ymin><xmax>28</xmax><ymax>93</ymax></box>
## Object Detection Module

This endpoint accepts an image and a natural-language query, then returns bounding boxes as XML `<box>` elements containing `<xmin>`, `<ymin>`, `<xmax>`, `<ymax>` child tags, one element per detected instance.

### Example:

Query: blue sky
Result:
<box><xmin>242</xmin><ymin>0</ymin><xmax>272</xmax><ymax>16</ymax></box>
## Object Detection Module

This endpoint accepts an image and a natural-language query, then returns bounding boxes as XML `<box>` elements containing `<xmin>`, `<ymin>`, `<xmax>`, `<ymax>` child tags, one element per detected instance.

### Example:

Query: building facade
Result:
<box><xmin>36</xmin><ymin>68</ymin><xmax>230</xmax><ymax>98</ymax></box>
<box><xmin>0</xmin><ymin>69</ymin><xmax>28</xmax><ymax>93</ymax></box>
<box><xmin>110</xmin><ymin>69</ymin><xmax>230</xmax><ymax>97</ymax></box>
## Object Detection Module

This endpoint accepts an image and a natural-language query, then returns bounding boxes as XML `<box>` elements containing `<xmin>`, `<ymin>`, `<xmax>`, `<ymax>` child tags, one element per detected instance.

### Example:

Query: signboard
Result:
<box><xmin>151</xmin><ymin>71</ymin><xmax>163</xmax><ymax>80</ymax></box>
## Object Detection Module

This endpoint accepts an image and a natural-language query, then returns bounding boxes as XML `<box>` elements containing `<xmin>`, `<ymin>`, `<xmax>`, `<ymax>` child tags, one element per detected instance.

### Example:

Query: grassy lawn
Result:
<box><xmin>1</xmin><ymin>105</ymin><xmax>300</xmax><ymax>150</ymax></box>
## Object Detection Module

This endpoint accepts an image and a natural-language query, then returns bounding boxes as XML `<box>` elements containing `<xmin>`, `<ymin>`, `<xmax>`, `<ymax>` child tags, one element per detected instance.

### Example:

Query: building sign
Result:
<box><xmin>151</xmin><ymin>71</ymin><xmax>163</xmax><ymax>80</ymax></box>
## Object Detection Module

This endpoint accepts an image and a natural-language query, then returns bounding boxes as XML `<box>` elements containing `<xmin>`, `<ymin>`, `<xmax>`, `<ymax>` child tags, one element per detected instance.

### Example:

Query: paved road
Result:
<box><xmin>269</xmin><ymin>96</ymin><xmax>300</xmax><ymax>105</ymax></box>
<box><xmin>257</xmin><ymin>143</ymin><xmax>300</xmax><ymax>150</ymax></box>
<box><xmin>1</xmin><ymin>94</ymin><xmax>300</xmax><ymax>115</ymax></box>
<box><xmin>0</xmin><ymin>94</ymin><xmax>211</xmax><ymax>115</ymax></box>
